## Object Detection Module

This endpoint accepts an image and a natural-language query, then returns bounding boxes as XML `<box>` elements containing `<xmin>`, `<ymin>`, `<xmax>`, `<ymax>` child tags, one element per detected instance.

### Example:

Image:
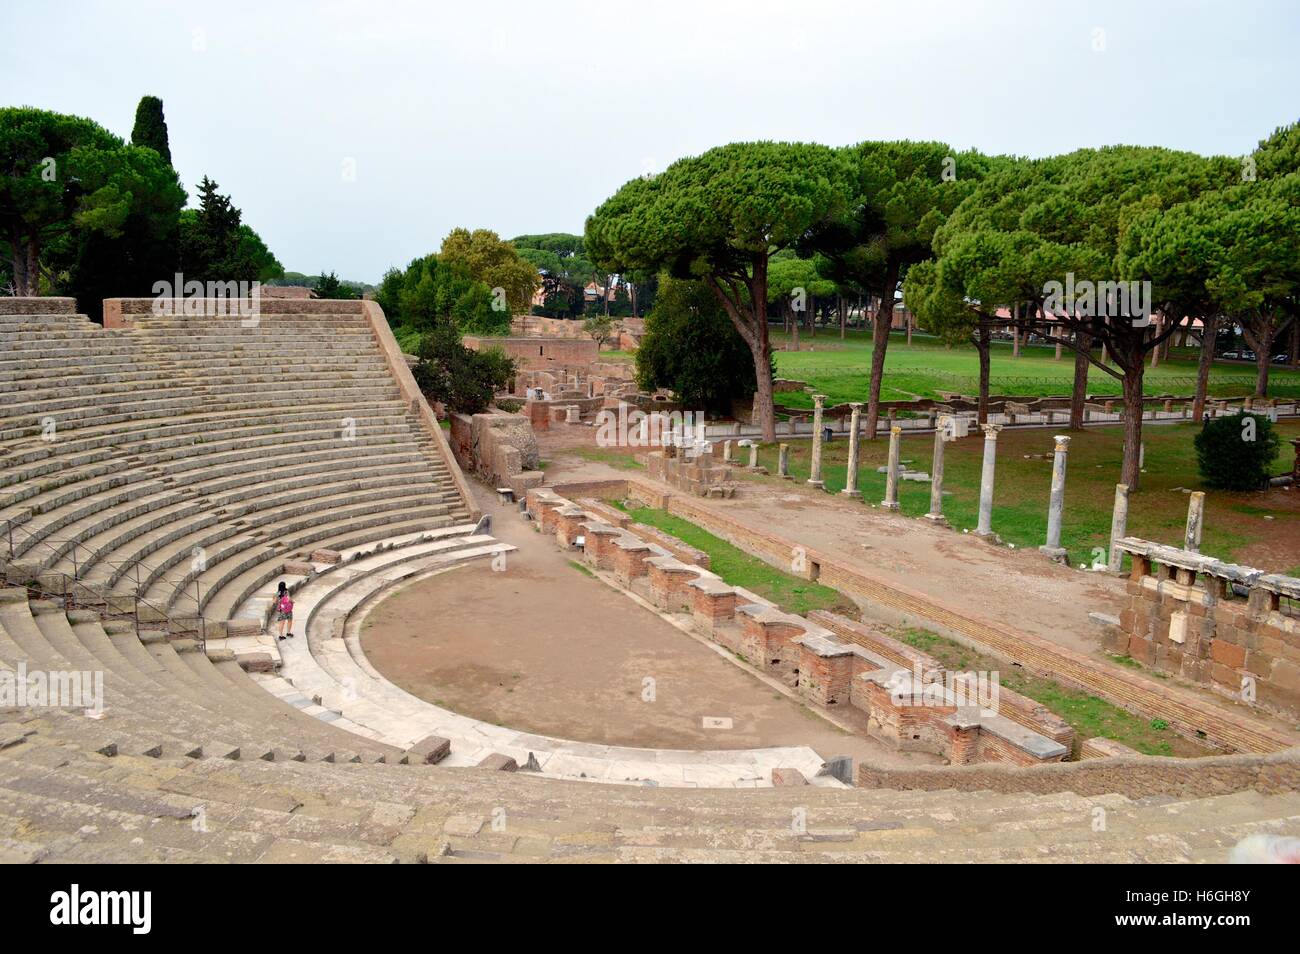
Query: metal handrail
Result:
<box><xmin>0</xmin><ymin>517</ymin><xmax>208</xmax><ymax>651</ymax></box>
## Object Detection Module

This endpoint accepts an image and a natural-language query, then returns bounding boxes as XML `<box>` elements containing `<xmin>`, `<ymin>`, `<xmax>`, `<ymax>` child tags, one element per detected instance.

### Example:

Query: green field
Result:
<box><xmin>751</xmin><ymin>419</ymin><xmax>1300</xmax><ymax>572</ymax></box>
<box><xmin>768</xmin><ymin>330</ymin><xmax>1300</xmax><ymax>409</ymax></box>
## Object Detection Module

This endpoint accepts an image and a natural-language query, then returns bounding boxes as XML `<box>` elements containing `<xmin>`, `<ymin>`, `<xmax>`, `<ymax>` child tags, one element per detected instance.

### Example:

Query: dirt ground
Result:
<box><xmin>537</xmin><ymin>430</ymin><xmax>1125</xmax><ymax>657</ymax></box>
<box><xmin>360</xmin><ymin>485</ymin><xmax>939</xmax><ymax>769</ymax></box>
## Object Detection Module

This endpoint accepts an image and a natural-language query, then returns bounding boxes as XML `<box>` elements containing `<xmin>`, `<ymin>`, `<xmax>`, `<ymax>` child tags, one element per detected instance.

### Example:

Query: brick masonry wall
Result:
<box><xmin>1113</xmin><ymin>562</ymin><xmax>1300</xmax><ymax>721</ymax></box>
<box><xmin>626</xmin><ymin>478</ymin><xmax>1294</xmax><ymax>754</ymax></box>
<box><xmin>464</xmin><ymin>336</ymin><xmax>599</xmax><ymax>370</ymax></box>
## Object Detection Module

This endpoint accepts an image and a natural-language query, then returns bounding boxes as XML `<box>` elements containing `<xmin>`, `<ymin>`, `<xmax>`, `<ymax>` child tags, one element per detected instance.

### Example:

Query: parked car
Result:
<box><xmin>1273</xmin><ymin>353</ymin><xmax>1291</xmax><ymax>364</ymax></box>
<box><xmin>1221</xmin><ymin>351</ymin><xmax>1241</xmax><ymax>359</ymax></box>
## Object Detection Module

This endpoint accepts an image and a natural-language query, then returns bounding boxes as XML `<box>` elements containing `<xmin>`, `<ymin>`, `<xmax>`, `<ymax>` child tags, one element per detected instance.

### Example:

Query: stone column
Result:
<box><xmin>807</xmin><ymin>394</ymin><xmax>827</xmax><ymax>489</ymax></box>
<box><xmin>924</xmin><ymin>416</ymin><xmax>948</xmax><ymax>524</ymax></box>
<box><xmin>1039</xmin><ymin>435</ymin><xmax>1072</xmax><ymax>561</ymax></box>
<box><xmin>881</xmin><ymin>425</ymin><xmax>902</xmax><ymax>511</ymax></box>
<box><xmin>1184</xmin><ymin>491</ymin><xmax>1205</xmax><ymax>553</ymax></box>
<box><xmin>975</xmin><ymin>424</ymin><xmax>1001</xmax><ymax>537</ymax></box>
<box><xmin>841</xmin><ymin>403</ymin><xmax>863</xmax><ymax>498</ymax></box>
<box><xmin>746</xmin><ymin>441</ymin><xmax>759</xmax><ymax>469</ymax></box>
<box><xmin>1107</xmin><ymin>483</ymin><xmax>1129</xmax><ymax>573</ymax></box>
<box><xmin>778</xmin><ymin>443</ymin><xmax>791</xmax><ymax>479</ymax></box>
<box><xmin>722</xmin><ymin>439</ymin><xmax>733</xmax><ymax>462</ymax></box>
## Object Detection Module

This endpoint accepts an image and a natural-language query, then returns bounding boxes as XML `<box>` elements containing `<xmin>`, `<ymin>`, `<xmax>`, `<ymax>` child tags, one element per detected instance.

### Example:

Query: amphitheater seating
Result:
<box><xmin>2</xmin><ymin>583</ymin><xmax>1298</xmax><ymax>863</ymax></box>
<box><xmin>0</xmin><ymin>299</ymin><xmax>472</xmax><ymax>636</ymax></box>
<box><xmin>2</xmin><ymin>297</ymin><xmax>1299</xmax><ymax>863</ymax></box>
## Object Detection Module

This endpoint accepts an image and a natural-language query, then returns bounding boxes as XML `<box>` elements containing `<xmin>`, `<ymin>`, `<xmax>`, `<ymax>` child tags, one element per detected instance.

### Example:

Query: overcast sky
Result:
<box><xmin>3</xmin><ymin>0</ymin><xmax>1297</xmax><ymax>282</ymax></box>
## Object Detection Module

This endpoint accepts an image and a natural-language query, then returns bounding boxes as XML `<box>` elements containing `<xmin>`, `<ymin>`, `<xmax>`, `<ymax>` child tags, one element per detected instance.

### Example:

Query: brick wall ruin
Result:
<box><xmin>1108</xmin><ymin>538</ymin><xmax>1300</xmax><ymax>719</ymax></box>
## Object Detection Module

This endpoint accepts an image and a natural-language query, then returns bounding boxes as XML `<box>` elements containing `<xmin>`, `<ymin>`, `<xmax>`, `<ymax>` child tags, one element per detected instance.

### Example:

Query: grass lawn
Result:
<box><xmin>752</xmin><ymin>419</ymin><xmax>1300</xmax><ymax>572</ymax></box>
<box><xmin>900</xmin><ymin>629</ymin><xmax>1203</xmax><ymax>756</ymax></box>
<box><xmin>771</xmin><ymin>330</ymin><xmax>1300</xmax><ymax>409</ymax></box>
<box><xmin>609</xmin><ymin>502</ymin><xmax>854</xmax><ymax>617</ymax></box>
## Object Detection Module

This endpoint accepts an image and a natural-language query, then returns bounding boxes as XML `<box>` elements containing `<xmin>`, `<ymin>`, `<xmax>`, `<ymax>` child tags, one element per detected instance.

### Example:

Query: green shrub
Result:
<box><xmin>1193</xmin><ymin>412</ymin><xmax>1281</xmax><ymax>490</ymax></box>
<box><xmin>413</xmin><ymin>326</ymin><xmax>516</xmax><ymax>416</ymax></box>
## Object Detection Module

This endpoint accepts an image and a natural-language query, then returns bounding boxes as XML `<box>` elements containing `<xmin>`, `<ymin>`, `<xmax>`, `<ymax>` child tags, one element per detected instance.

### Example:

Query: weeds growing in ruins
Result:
<box><xmin>609</xmin><ymin>502</ymin><xmax>853</xmax><ymax>616</ymax></box>
<box><xmin>899</xmin><ymin>628</ymin><xmax>1204</xmax><ymax>757</ymax></box>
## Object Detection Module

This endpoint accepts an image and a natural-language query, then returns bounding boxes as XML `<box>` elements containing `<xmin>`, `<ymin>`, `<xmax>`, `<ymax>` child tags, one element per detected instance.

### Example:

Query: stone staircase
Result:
<box><xmin>0</xmin><ymin>301</ymin><xmax>474</xmax><ymax>633</ymax></box>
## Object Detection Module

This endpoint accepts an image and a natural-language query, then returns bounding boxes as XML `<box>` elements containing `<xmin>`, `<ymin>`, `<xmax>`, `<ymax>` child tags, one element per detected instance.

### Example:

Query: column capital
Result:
<box><xmin>812</xmin><ymin>394</ymin><xmax>827</xmax><ymax>407</ymax></box>
<box><xmin>1053</xmin><ymin>434</ymin><xmax>1072</xmax><ymax>452</ymax></box>
<box><xmin>980</xmin><ymin>423</ymin><xmax>1003</xmax><ymax>438</ymax></box>
<box><xmin>890</xmin><ymin>425</ymin><xmax>902</xmax><ymax>436</ymax></box>
<box><xmin>848</xmin><ymin>401</ymin><xmax>864</xmax><ymax>412</ymax></box>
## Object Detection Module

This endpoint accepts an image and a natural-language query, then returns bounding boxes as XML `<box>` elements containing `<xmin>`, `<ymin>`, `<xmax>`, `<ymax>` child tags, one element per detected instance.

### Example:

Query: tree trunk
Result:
<box><xmin>1054</xmin><ymin>328</ymin><xmax>1063</xmax><ymax>361</ymax></box>
<box><xmin>752</xmin><ymin>337</ymin><xmax>775</xmax><ymax>440</ymax></box>
<box><xmin>1290</xmin><ymin>318</ymin><xmax>1299</xmax><ymax>369</ymax></box>
<box><xmin>790</xmin><ymin>301</ymin><xmax>800</xmax><ymax>352</ymax></box>
<box><xmin>864</xmin><ymin>263</ymin><xmax>900</xmax><ymax>441</ymax></box>
<box><xmin>1240</xmin><ymin>316</ymin><xmax>1275</xmax><ymax>397</ymax></box>
<box><xmin>1069</xmin><ymin>330</ymin><xmax>1090</xmax><ymax>429</ymax></box>
<box><xmin>906</xmin><ymin>311</ymin><xmax>913</xmax><ymax>346</ymax></box>
<box><xmin>1255</xmin><ymin>346</ymin><xmax>1271</xmax><ymax>398</ymax></box>
<box><xmin>976</xmin><ymin>322</ymin><xmax>991</xmax><ymax>425</ymax></box>
<box><xmin>1192</xmin><ymin>315</ymin><xmax>1217</xmax><ymax>422</ymax></box>
<box><xmin>1121</xmin><ymin>365</ymin><xmax>1145</xmax><ymax>490</ymax></box>
<box><xmin>838</xmin><ymin>294</ymin><xmax>846</xmax><ymax>340</ymax></box>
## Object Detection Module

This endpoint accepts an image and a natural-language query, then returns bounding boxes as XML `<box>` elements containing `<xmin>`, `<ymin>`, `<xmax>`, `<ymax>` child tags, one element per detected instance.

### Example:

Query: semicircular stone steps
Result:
<box><xmin>3</xmin><ymin>696</ymin><xmax>1298</xmax><ymax>862</ymax></box>
<box><xmin>0</xmin><ymin>305</ymin><xmax>473</xmax><ymax>638</ymax></box>
<box><xmin>238</xmin><ymin>542</ymin><xmax>836</xmax><ymax>788</ymax></box>
<box><xmin>0</xmin><ymin>588</ymin><xmax>401</xmax><ymax>764</ymax></box>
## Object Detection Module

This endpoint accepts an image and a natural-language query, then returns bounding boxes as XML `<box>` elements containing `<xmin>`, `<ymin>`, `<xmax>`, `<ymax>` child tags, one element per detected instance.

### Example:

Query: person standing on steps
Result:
<box><xmin>274</xmin><ymin>581</ymin><xmax>295</xmax><ymax>641</ymax></box>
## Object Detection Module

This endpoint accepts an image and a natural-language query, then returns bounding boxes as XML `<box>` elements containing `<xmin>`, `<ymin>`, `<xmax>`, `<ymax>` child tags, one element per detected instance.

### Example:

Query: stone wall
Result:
<box><xmin>859</xmin><ymin>746</ymin><xmax>1300</xmax><ymax>798</ymax></box>
<box><xmin>616</xmin><ymin>478</ymin><xmax>1295</xmax><ymax>754</ymax></box>
<box><xmin>1109</xmin><ymin>538</ymin><xmax>1300</xmax><ymax>720</ymax></box>
<box><xmin>1</xmin><ymin>297</ymin><xmax>77</xmax><ymax>315</ymax></box>
<box><xmin>463</xmin><ymin>335</ymin><xmax>599</xmax><ymax>370</ymax></box>
<box><xmin>104</xmin><ymin>296</ymin><xmax>365</xmax><ymax>326</ymax></box>
<box><xmin>448</xmin><ymin>411</ymin><xmax>543</xmax><ymax>497</ymax></box>
<box><xmin>644</xmin><ymin>448</ymin><xmax>736</xmax><ymax>498</ymax></box>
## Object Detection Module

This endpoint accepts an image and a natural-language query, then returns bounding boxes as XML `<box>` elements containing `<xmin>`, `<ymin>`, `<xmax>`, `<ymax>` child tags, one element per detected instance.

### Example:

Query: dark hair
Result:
<box><xmin>277</xmin><ymin>581</ymin><xmax>287</xmax><ymax>595</ymax></box>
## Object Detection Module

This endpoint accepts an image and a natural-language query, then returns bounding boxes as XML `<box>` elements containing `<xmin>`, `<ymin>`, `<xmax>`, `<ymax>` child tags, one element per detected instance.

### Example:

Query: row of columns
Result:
<box><xmin>768</xmin><ymin>396</ymin><xmax>1211</xmax><ymax>567</ymax></box>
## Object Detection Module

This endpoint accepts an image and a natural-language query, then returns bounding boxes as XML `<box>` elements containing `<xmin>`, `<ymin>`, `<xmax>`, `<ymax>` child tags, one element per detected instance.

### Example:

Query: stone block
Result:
<box><xmin>406</xmin><ymin>735</ymin><xmax>451</xmax><ymax>765</ymax></box>
<box><xmin>771</xmin><ymin>768</ymin><xmax>809</xmax><ymax>786</ymax></box>
<box><xmin>237</xmin><ymin>652</ymin><xmax>275</xmax><ymax>673</ymax></box>
<box><xmin>477</xmin><ymin>753</ymin><xmax>518</xmax><ymax>772</ymax></box>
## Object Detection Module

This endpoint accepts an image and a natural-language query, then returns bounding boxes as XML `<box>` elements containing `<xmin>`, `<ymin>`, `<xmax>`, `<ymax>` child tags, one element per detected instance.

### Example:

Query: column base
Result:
<box><xmin>779</xmin><ymin>474</ymin><xmax>794</xmax><ymax>480</ymax></box>
<box><xmin>923</xmin><ymin>513</ymin><xmax>948</xmax><ymax>525</ymax></box>
<box><xmin>1038</xmin><ymin>545</ymin><xmax>1068</xmax><ymax>562</ymax></box>
<box><xmin>880</xmin><ymin>501</ymin><xmax>900</xmax><ymax>511</ymax></box>
<box><xmin>807</xmin><ymin>479</ymin><xmax>825</xmax><ymax>490</ymax></box>
<box><xmin>840</xmin><ymin>488</ymin><xmax>861</xmax><ymax>499</ymax></box>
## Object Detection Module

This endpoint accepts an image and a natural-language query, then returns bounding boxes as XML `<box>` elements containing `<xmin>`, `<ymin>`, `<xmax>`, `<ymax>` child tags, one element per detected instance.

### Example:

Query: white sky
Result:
<box><xmin>3</xmin><ymin>0</ymin><xmax>1297</xmax><ymax>281</ymax></box>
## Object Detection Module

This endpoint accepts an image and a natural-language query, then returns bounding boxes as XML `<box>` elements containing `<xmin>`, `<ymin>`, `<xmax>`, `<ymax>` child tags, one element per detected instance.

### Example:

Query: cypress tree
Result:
<box><xmin>130</xmin><ymin>95</ymin><xmax>172</xmax><ymax>166</ymax></box>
